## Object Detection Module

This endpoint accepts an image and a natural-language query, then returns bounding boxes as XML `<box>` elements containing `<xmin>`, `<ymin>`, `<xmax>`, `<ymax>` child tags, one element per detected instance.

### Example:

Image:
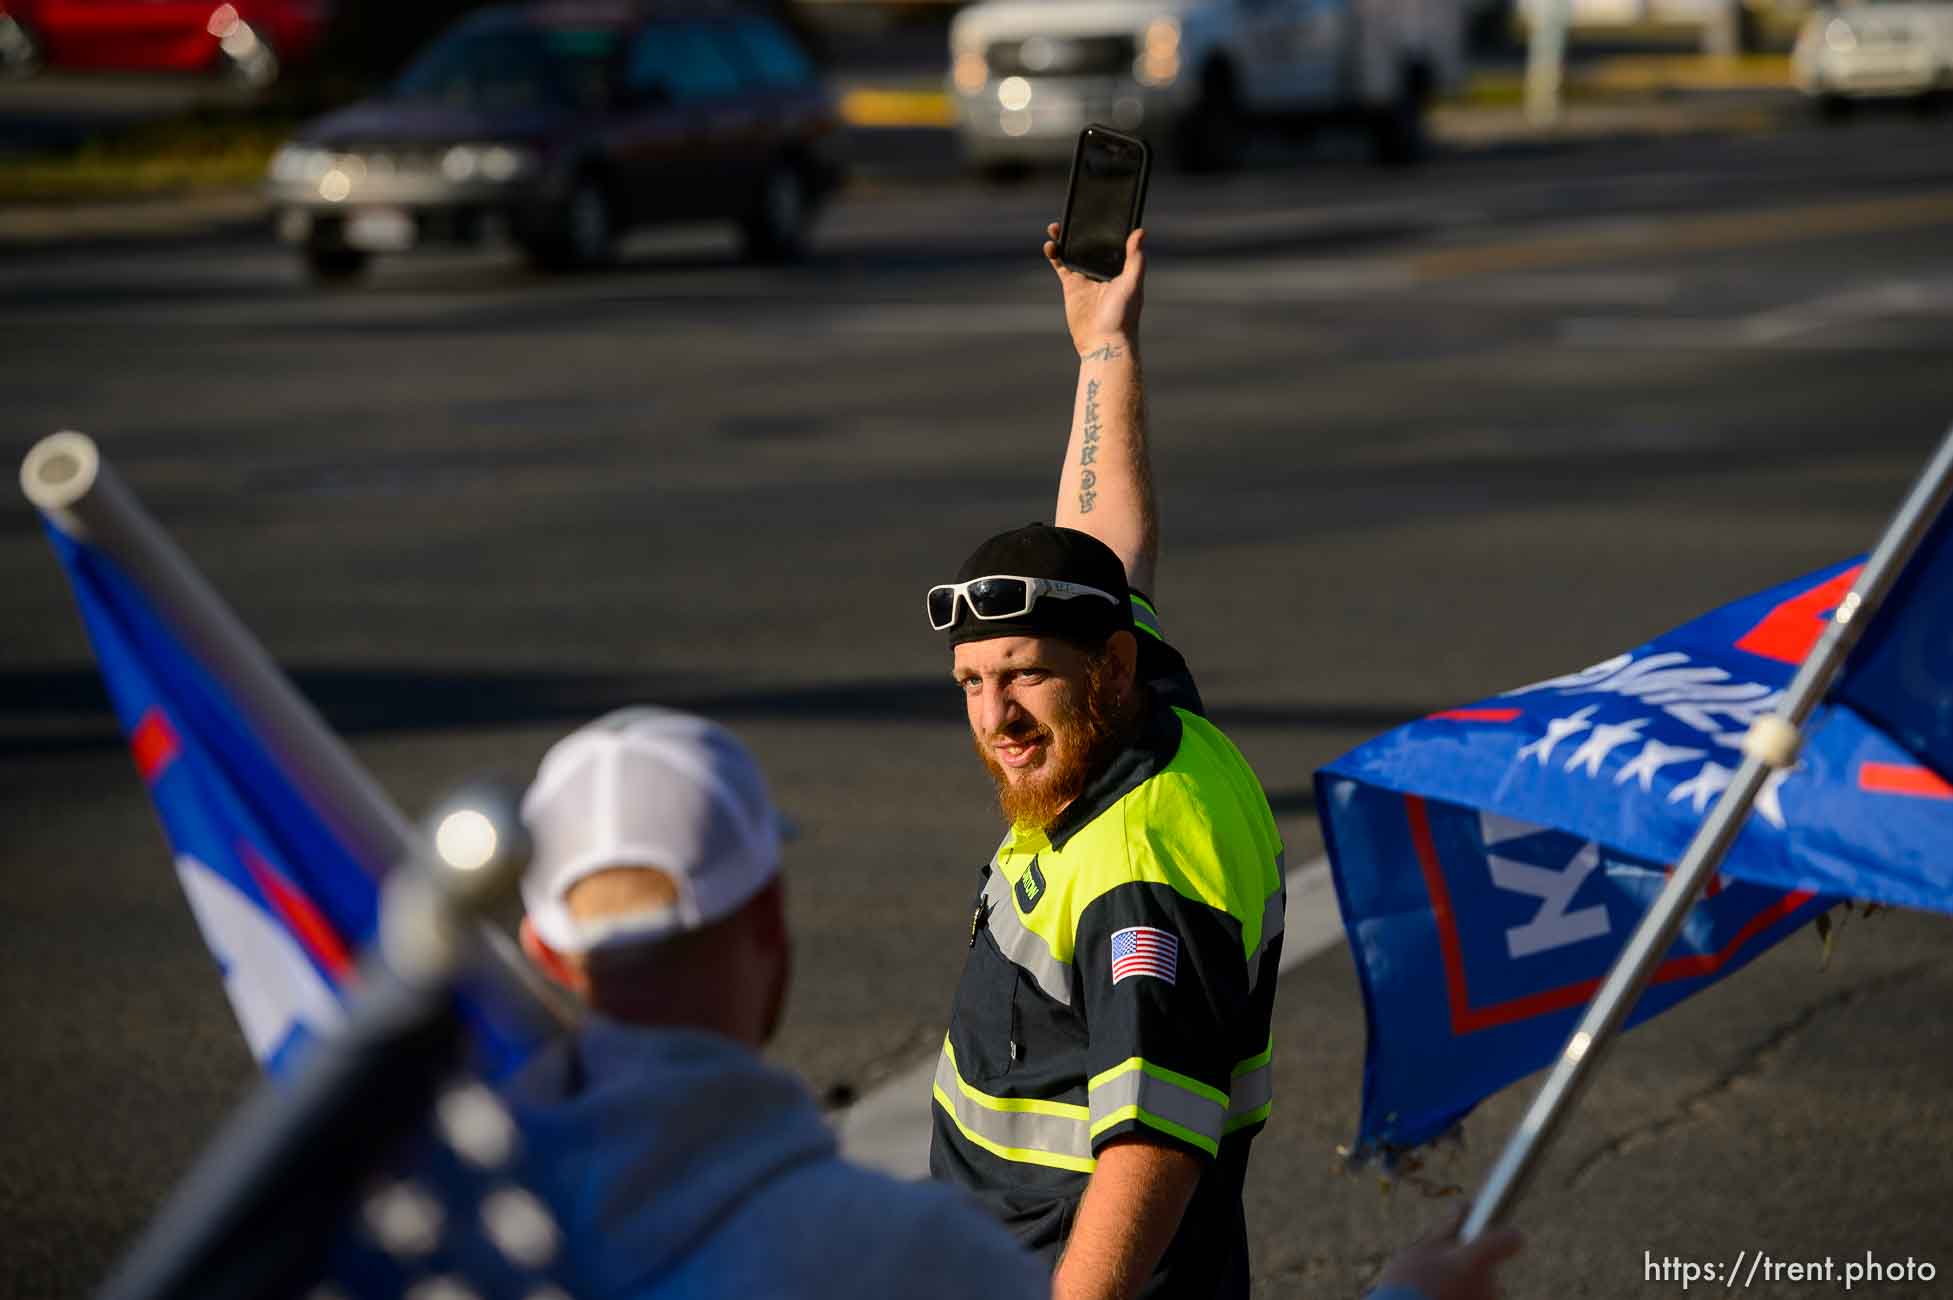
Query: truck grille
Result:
<box><xmin>986</xmin><ymin>34</ymin><xmax>1136</xmax><ymax>80</ymax></box>
<box><xmin>1855</xmin><ymin>22</ymin><xmax>1914</xmax><ymax>45</ymax></box>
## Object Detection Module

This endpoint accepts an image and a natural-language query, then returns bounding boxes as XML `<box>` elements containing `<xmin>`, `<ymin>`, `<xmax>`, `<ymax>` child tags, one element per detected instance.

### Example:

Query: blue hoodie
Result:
<box><xmin>508</xmin><ymin>1017</ymin><xmax>1050</xmax><ymax>1300</ymax></box>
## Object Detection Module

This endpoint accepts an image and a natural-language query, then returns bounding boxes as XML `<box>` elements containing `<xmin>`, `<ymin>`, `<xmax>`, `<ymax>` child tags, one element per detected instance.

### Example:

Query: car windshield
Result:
<box><xmin>391</xmin><ymin>23</ymin><xmax>618</xmax><ymax>111</ymax></box>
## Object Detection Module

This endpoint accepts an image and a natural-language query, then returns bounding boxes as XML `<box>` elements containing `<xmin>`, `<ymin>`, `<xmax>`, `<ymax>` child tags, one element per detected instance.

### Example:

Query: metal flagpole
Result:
<box><xmin>22</xmin><ymin>431</ymin><xmax>413</xmax><ymax>877</ymax></box>
<box><xmin>1461</xmin><ymin>427</ymin><xmax>1953</xmax><ymax>1243</ymax></box>
<box><xmin>97</xmin><ymin>783</ymin><xmax>533</xmax><ymax>1300</ymax></box>
<box><xmin>19</xmin><ymin>431</ymin><xmax>576</xmax><ymax>1032</ymax></box>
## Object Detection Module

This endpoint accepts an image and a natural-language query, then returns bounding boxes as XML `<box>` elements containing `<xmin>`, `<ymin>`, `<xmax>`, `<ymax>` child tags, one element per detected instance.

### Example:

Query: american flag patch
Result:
<box><xmin>1110</xmin><ymin>926</ymin><xmax>1179</xmax><ymax>986</ymax></box>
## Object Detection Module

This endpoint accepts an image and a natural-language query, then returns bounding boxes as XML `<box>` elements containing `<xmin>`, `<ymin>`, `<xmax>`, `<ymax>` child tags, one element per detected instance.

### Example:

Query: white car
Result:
<box><xmin>949</xmin><ymin>0</ymin><xmax>1465</xmax><ymax>172</ymax></box>
<box><xmin>1792</xmin><ymin>0</ymin><xmax>1953</xmax><ymax>107</ymax></box>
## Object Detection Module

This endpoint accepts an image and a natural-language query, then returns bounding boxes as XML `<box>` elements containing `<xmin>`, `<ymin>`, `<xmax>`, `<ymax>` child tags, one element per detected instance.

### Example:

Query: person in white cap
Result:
<box><xmin>503</xmin><ymin>711</ymin><xmax>1518</xmax><ymax>1300</ymax></box>
<box><xmin>505</xmin><ymin>706</ymin><xmax>1051</xmax><ymax>1300</ymax></box>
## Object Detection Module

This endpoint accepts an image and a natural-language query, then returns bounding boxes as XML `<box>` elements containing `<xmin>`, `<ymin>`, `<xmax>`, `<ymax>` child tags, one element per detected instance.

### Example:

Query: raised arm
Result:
<box><xmin>1046</xmin><ymin>225</ymin><xmax>1157</xmax><ymax>597</ymax></box>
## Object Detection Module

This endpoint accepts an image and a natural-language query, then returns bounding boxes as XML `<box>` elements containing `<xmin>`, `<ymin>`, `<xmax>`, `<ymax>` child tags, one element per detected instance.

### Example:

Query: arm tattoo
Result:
<box><xmin>1078</xmin><ymin>378</ymin><xmax>1102</xmax><ymax>513</ymax></box>
<box><xmin>1080</xmin><ymin>342</ymin><xmax>1124</xmax><ymax>362</ymax></box>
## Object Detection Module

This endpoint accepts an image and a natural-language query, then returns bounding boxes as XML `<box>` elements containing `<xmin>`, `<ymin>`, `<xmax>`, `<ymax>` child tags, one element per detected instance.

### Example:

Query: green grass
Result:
<box><xmin>0</xmin><ymin>114</ymin><xmax>290</xmax><ymax>204</ymax></box>
<box><xmin>1448</xmin><ymin>52</ymin><xmax>1794</xmax><ymax>109</ymax></box>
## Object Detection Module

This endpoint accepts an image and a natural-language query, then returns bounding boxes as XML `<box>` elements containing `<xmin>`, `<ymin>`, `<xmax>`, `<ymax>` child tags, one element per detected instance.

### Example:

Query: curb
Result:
<box><xmin>0</xmin><ymin>189</ymin><xmax>266</xmax><ymax>255</ymax></box>
<box><xmin>837</xmin><ymin>54</ymin><xmax>1796</xmax><ymax>129</ymax></box>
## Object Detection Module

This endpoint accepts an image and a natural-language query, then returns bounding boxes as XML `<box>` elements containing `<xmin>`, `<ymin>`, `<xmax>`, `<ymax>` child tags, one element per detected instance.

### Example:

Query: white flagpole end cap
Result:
<box><xmin>1742</xmin><ymin>714</ymin><xmax>1802</xmax><ymax>769</ymax></box>
<box><xmin>21</xmin><ymin>431</ymin><xmax>101</xmax><ymax>525</ymax></box>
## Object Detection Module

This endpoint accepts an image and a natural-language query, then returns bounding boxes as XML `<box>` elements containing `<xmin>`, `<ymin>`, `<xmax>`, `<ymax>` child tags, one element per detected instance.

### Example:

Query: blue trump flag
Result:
<box><xmin>43</xmin><ymin>509</ymin><xmax>542</xmax><ymax>1083</ymax></box>
<box><xmin>1317</xmin><ymin>557</ymin><xmax>1953</xmax><ymax>1160</ymax></box>
<box><xmin>34</xmin><ymin>440</ymin><xmax>573</xmax><ymax>1300</ymax></box>
<box><xmin>46</xmin><ymin>521</ymin><xmax>373</xmax><ymax>1074</ymax></box>
<box><xmin>1837</xmin><ymin>507</ymin><xmax>1953</xmax><ymax>785</ymax></box>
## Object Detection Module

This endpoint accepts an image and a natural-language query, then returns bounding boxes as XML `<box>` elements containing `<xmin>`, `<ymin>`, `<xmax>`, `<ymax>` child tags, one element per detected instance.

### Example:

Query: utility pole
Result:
<box><xmin>1524</xmin><ymin>0</ymin><xmax>1571</xmax><ymax>126</ymax></box>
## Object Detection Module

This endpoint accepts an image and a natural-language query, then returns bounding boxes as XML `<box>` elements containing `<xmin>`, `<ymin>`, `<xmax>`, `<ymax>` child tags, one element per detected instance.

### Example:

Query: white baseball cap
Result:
<box><xmin>519</xmin><ymin>707</ymin><xmax>782</xmax><ymax>955</ymax></box>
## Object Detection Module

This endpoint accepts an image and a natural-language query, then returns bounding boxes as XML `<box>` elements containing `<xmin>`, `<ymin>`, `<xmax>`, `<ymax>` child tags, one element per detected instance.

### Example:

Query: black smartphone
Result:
<box><xmin>1056</xmin><ymin>125</ymin><xmax>1151</xmax><ymax>282</ymax></box>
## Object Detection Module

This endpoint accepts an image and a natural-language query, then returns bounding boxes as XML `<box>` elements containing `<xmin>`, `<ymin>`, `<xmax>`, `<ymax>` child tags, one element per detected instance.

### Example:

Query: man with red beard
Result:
<box><xmin>925</xmin><ymin>225</ymin><xmax>1287</xmax><ymax>1300</ymax></box>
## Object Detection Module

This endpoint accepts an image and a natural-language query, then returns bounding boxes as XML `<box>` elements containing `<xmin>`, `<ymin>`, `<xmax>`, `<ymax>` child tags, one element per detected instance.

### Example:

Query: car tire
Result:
<box><xmin>522</xmin><ymin>175</ymin><xmax>616</xmax><ymax>272</ymax></box>
<box><xmin>0</xmin><ymin>15</ymin><xmax>42</xmax><ymax>77</ymax></box>
<box><xmin>1176</xmin><ymin>64</ymin><xmax>1244</xmax><ymax>173</ymax></box>
<box><xmin>741</xmin><ymin>161</ymin><xmax>812</xmax><ymax>264</ymax></box>
<box><xmin>304</xmin><ymin>245</ymin><xmax>370</xmax><ymax>284</ymax></box>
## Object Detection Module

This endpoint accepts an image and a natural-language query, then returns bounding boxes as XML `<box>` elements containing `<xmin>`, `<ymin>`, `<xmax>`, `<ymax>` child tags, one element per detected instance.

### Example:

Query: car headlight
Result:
<box><xmin>953</xmin><ymin>50</ymin><xmax>988</xmax><ymax>95</ymax></box>
<box><xmin>442</xmin><ymin>144</ymin><xmax>481</xmax><ymax>182</ymax></box>
<box><xmin>443</xmin><ymin>143</ymin><xmax>539</xmax><ymax>183</ymax></box>
<box><xmin>1825</xmin><ymin>17</ymin><xmax>1858</xmax><ymax>52</ymax></box>
<box><xmin>478</xmin><ymin>144</ymin><xmax>538</xmax><ymax>182</ymax></box>
<box><xmin>1136</xmin><ymin>17</ymin><xmax>1181</xmax><ymax>86</ymax></box>
<box><xmin>269</xmin><ymin>143</ymin><xmax>331</xmax><ymax>185</ymax></box>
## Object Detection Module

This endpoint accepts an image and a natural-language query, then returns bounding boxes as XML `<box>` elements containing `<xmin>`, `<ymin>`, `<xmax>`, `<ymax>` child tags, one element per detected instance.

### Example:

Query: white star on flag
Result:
<box><xmin>1755</xmin><ymin>767</ymin><xmax>1794</xmax><ymax>828</ymax></box>
<box><xmin>1563</xmin><ymin>718</ymin><xmax>1650</xmax><ymax>778</ymax></box>
<box><xmin>1614</xmin><ymin>738</ymin><xmax>1709</xmax><ymax>792</ymax></box>
<box><xmin>1518</xmin><ymin>706</ymin><xmax>1599</xmax><ymax>767</ymax></box>
<box><xmin>1669</xmin><ymin>761</ymin><xmax>1734</xmax><ymax>813</ymax></box>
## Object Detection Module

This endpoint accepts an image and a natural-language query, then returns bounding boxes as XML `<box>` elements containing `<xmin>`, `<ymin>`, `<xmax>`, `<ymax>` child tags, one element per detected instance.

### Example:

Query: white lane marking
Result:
<box><xmin>1739</xmin><ymin>280</ymin><xmax>1953</xmax><ymax>343</ymax></box>
<box><xmin>1560</xmin><ymin>276</ymin><xmax>1953</xmax><ymax>350</ymax></box>
<box><xmin>1163</xmin><ymin>263</ymin><xmax>1417</xmax><ymax>300</ymax></box>
<box><xmin>1279</xmin><ymin>856</ymin><xmax>1345</xmax><ymax>976</ymax></box>
<box><xmin>837</xmin><ymin>855</ymin><xmax>1340</xmax><ymax>1178</ymax></box>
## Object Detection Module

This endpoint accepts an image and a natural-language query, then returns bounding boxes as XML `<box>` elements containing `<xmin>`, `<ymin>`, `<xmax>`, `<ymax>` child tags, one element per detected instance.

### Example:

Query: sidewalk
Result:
<box><xmin>1433</xmin><ymin>92</ymin><xmax>1789</xmax><ymax>150</ymax></box>
<box><xmin>0</xmin><ymin>54</ymin><xmax>1801</xmax><ymax>255</ymax></box>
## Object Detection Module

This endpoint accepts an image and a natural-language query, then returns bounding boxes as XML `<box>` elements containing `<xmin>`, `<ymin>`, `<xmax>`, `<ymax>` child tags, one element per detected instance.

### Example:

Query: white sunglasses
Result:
<box><xmin>927</xmin><ymin>574</ymin><xmax>1120</xmax><ymax>631</ymax></box>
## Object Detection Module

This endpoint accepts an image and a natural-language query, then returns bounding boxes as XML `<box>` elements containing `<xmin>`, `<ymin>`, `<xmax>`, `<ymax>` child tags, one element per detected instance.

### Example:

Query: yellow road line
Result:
<box><xmin>1409</xmin><ymin>190</ymin><xmax>1953</xmax><ymax>281</ymax></box>
<box><xmin>840</xmin><ymin>88</ymin><xmax>955</xmax><ymax>128</ymax></box>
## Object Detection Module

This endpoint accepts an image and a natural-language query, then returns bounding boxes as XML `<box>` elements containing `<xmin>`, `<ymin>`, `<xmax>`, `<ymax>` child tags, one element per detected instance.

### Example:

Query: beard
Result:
<box><xmin>973</xmin><ymin>650</ymin><xmax>1129</xmax><ymax>832</ymax></box>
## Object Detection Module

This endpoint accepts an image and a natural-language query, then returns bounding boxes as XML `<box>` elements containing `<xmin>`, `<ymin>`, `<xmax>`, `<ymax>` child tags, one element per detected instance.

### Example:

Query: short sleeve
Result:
<box><xmin>1075</xmin><ymin>881</ymin><xmax>1247</xmax><ymax>1161</ymax></box>
<box><xmin>1129</xmin><ymin>590</ymin><xmax>1205</xmax><ymax>717</ymax></box>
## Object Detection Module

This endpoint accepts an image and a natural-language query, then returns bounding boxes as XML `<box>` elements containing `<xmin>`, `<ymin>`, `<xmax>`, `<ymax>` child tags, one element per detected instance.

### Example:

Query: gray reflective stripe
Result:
<box><xmin>932</xmin><ymin>1043</ymin><xmax>1094</xmax><ymax>1165</ymax></box>
<box><xmin>983</xmin><ymin>868</ymin><xmax>1074</xmax><ymax>1007</ymax></box>
<box><xmin>1227</xmin><ymin>1061</ymin><xmax>1273</xmax><ymax>1125</ymax></box>
<box><xmin>1088</xmin><ymin>1066</ymin><xmax>1227</xmax><ymax>1147</ymax></box>
<box><xmin>1244</xmin><ymin>858</ymin><xmax>1286</xmax><ymax>993</ymax></box>
<box><xmin>1130</xmin><ymin>596</ymin><xmax>1163</xmax><ymax>640</ymax></box>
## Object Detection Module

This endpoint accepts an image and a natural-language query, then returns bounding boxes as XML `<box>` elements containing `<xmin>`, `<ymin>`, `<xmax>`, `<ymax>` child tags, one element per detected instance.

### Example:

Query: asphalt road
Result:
<box><xmin>5</xmin><ymin>114</ymin><xmax>1953</xmax><ymax>1298</ymax></box>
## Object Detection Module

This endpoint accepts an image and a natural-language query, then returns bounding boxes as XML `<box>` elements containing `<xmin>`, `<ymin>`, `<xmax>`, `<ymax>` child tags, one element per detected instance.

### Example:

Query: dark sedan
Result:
<box><xmin>265</xmin><ymin>2</ymin><xmax>842</xmax><ymax>281</ymax></box>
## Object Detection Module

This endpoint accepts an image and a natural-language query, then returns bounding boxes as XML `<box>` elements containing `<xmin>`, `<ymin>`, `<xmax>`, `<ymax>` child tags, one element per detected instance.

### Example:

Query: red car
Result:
<box><xmin>0</xmin><ymin>0</ymin><xmax>328</xmax><ymax>85</ymax></box>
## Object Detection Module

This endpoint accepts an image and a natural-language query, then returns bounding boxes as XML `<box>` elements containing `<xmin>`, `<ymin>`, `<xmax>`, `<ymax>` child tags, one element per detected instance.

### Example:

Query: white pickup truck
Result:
<box><xmin>1791</xmin><ymin>0</ymin><xmax>1953</xmax><ymax>111</ymax></box>
<box><xmin>949</xmin><ymin>0</ymin><xmax>1465</xmax><ymax>171</ymax></box>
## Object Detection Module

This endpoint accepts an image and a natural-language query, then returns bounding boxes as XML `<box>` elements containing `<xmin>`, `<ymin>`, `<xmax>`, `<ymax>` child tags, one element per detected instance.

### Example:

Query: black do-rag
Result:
<box><xmin>942</xmin><ymin>522</ymin><xmax>1133</xmax><ymax>647</ymax></box>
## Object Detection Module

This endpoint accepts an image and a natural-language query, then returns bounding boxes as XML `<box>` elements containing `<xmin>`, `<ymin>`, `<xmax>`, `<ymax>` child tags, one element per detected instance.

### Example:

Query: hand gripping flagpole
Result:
<box><xmin>19</xmin><ymin>431</ymin><xmax>574</xmax><ymax>1031</ymax></box>
<box><xmin>1461</xmin><ymin>428</ymin><xmax>1953</xmax><ymax>1244</ymax></box>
